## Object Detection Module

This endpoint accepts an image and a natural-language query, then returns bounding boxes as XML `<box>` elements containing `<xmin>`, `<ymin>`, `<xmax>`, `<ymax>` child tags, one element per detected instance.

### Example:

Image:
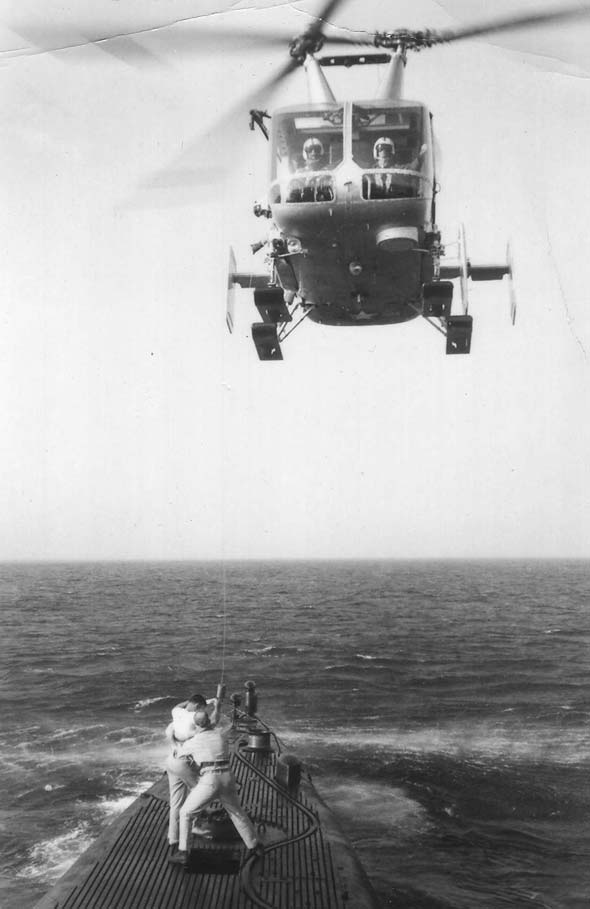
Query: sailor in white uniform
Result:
<box><xmin>169</xmin><ymin>707</ymin><xmax>263</xmax><ymax>865</ymax></box>
<box><xmin>165</xmin><ymin>693</ymin><xmax>218</xmax><ymax>854</ymax></box>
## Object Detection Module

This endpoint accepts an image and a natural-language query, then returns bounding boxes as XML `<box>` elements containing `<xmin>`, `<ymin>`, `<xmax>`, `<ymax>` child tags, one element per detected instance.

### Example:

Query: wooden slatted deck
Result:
<box><xmin>34</xmin><ymin>717</ymin><xmax>380</xmax><ymax>909</ymax></box>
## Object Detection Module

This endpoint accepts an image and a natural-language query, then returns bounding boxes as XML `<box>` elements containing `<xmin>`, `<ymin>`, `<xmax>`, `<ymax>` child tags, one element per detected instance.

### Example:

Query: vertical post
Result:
<box><xmin>376</xmin><ymin>48</ymin><xmax>406</xmax><ymax>101</ymax></box>
<box><xmin>303</xmin><ymin>55</ymin><xmax>337</xmax><ymax>103</ymax></box>
<box><xmin>244</xmin><ymin>680</ymin><xmax>258</xmax><ymax>717</ymax></box>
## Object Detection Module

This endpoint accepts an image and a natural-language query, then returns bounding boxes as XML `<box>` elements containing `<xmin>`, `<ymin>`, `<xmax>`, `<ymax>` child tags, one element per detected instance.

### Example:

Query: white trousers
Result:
<box><xmin>166</xmin><ymin>755</ymin><xmax>200</xmax><ymax>845</ymax></box>
<box><xmin>179</xmin><ymin>770</ymin><xmax>258</xmax><ymax>851</ymax></box>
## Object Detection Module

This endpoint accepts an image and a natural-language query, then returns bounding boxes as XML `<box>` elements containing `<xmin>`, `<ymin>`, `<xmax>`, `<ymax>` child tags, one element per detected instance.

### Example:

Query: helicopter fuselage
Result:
<box><xmin>230</xmin><ymin>49</ymin><xmax>513</xmax><ymax>359</ymax></box>
<box><xmin>266</xmin><ymin>98</ymin><xmax>436</xmax><ymax>325</ymax></box>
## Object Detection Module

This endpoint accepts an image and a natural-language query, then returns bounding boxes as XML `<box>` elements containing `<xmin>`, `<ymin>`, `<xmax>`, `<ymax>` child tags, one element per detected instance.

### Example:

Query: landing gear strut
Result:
<box><xmin>421</xmin><ymin>224</ymin><xmax>514</xmax><ymax>355</ymax></box>
<box><xmin>251</xmin><ymin>287</ymin><xmax>292</xmax><ymax>360</ymax></box>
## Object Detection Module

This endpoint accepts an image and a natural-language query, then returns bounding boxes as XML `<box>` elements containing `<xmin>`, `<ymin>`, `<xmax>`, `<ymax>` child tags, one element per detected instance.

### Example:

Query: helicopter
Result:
<box><xmin>219</xmin><ymin>0</ymin><xmax>587</xmax><ymax>360</ymax></box>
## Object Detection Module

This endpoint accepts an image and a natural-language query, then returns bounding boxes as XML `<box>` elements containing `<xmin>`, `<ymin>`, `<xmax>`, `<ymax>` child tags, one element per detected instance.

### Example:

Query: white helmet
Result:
<box><xmin>303</xmin><ymin>137</ymin><xmax>324</xmax><ymax>160</ymax></box>
<box><xmin>373</xmin><ymin>136</ymin><xmax>395</xmax><ymax>158</ymax></box>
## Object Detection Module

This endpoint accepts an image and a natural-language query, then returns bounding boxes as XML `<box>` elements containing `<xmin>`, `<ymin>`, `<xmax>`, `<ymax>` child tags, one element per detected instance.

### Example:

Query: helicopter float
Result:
<box><xmin>222</xmin><ymin>0</ymin><xmax>586</xmax><ymax>360</ymax></box>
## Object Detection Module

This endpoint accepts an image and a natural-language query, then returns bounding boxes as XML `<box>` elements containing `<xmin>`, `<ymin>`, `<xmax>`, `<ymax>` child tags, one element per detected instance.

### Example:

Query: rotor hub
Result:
<box><xmin>289</xmin><ymin>32</ymin><xmax>325</xmax><ymax>64</ymax></box>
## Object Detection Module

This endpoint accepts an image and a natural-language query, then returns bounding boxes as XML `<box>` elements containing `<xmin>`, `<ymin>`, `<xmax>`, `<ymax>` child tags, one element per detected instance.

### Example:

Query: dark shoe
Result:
<box><xmin>168</xmin><ymin>843</ymin><xmax>178</xmax><ymax>857</ymax></box>
<box><xmin>168</xmin><ymin>850</ymin><xmax>188</xmax><ymax>866</ymax></box>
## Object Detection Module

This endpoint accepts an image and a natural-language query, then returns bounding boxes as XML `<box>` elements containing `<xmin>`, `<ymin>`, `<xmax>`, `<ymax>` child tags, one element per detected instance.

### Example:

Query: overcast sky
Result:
<box><xmin>0</xmin><ymin>0</ymin><xmax>589</xmax><ymax>561</ymax></box>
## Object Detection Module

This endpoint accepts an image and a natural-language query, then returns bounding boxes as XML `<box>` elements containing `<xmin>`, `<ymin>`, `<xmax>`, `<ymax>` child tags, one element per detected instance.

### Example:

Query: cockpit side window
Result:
<box><xmin>271</xmin><ymin>108</ymin><xmax>343</xmax><ymax>202</ymax></box>
<box><xmin>352</xmin><ymin>105</ymin><xmax>424</xmax><ymax>169</ymax></box>
<box><xmin>352</xmin><ymin>104</ymin><xmax>431</xmax><ymax>200</ymax></box>
<box><xmin>273</xmin><ymin>108</ymin><xmax>343</xmax><ymax>180</ymax></box>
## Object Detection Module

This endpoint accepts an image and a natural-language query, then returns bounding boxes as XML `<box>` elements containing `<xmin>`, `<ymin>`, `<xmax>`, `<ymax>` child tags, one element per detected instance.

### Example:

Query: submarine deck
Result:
<box><xmin>34</xmin><ymin>716</ymin><xmax>380</xmax><ymax>909</ymax></box>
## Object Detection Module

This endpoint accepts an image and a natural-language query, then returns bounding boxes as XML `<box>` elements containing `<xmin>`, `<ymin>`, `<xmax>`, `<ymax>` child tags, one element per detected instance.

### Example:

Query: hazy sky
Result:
<box><xmin>1</xmin><ymin>0</ymin><xmax>589</xmax><ymax>560</ymax></box>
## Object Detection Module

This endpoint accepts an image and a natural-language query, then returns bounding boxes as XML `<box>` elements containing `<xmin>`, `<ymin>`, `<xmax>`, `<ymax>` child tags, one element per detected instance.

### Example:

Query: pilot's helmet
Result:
<box><xmin>373</xmin><ymin>136</ymin><xmax>395</xmax><ymax>158</ymax></box>
<box><xmin>303</xmin><ymin>137</ymin><xmax>324</xmax><ymax>161</ymax></box>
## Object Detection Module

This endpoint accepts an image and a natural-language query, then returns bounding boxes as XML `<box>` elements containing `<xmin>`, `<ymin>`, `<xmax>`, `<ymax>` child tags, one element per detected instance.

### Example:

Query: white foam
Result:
<box><xmin>17</xmin><ymin>824</ymin><xmax>94</xmax><ymax>882</ymax></box>
<box><xmin>278</xmin><ymin>723</ymin><xmax>590</xmax><ymax>765</ymax></box>
<box><xmin>133</xmin><ymin>696</ymin><xmax>170</xmax><ymax>710</ymax></box>
<box><xmin>17</xmin><ymin>783</ymin><xmax>154</xmax><ymax>884</ymax></box>
<box><xmin>317</xmin><ymin>778</ymin><xmax>429</xmax><ymax>837</ymax></box>
<box><xmin>48</xmin><ymin>725</ymin><xmax>106</xmax><ymax>742</ymax></box>
<box><xmin>96</xmin><ymin>791</ymin><xmax>142</xmax><ymax>815</ymax></box>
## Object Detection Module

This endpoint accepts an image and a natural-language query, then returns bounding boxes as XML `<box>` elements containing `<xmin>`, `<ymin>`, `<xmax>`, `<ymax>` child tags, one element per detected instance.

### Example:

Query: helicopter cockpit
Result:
<box><xmin>269</xmin><ymin>101</ymin><xmax>434</xmax><ymax>206</ymax></box>
<box><xmin>353</xmin><ymin>104</ymin><xmax>431</xmax><ymax>201</ymax></box>
<box><xmin>270</xmin><ymin>105</ymin><xmax>344</xmax><ymax>204</ymax></box>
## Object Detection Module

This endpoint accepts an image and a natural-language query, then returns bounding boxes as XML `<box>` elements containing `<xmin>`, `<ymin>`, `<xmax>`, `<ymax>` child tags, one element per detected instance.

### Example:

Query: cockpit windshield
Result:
<box><xmin>268</xmin><ymin>102</ymin><xmax>433</xmax><ymax>204</ymax></box>
<box><xmin>271</xmin><ymin>106</ymin><xmax>343</xmax><ymax>203</ymax></box>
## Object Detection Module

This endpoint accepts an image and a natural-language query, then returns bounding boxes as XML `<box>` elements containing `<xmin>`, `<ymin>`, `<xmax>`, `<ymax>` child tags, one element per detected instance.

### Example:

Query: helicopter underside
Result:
<box><xmin>233</xmin><ymin>194</ymin><xmax>512</xmax><ymax>360</ymax></box>
<box><xmin>277</xmin><ymin>243</ymin><xmax>429</xmax><ymax>326</ymax></box>
<box><xmin>272</xmin><ymin>199</ymin><xmax>434</xmax><ymax>326</ymax></box>
<box><xmin>274</xmin><ymin>227</ymin><xmax>434</xmax><ymax>326</ymax></box>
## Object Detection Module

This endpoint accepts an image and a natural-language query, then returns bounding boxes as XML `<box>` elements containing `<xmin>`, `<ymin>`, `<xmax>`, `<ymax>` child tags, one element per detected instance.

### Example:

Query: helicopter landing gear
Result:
<box><xmin>252</xmin><ymin>287</ymin><xmax>292</xmax><ymax>360</ymax></box>
<box><xmin>420</xmin><ymin>279</ymin><xmax>473</xmax><ymax>354</ymax></box>
<box><xmin>252</xmin><ymin>323</ymin><xmax>283</xmax><ymax>360</ymax></box>
<box><xmin>445</xmin><ymin>315</ymin><xmax>473</xmax><ymax>354</ymax></box>
<box><xmin>254</xmin><ymin>287</ymin><xmax>292</xmax><ymax>325</ymax></box>
<box><xmin>422</xmin><ymin>281</ymin><xmax>453</xmax><ymax>318</ymax></box>
<box><xmin>252</xmin><ymin>287</ymin><xmax>291</xmax><ymax>359</ymax></box>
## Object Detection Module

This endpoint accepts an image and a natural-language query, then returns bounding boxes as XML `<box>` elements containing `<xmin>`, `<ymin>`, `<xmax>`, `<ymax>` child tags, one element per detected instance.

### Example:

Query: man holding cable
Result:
<box><xmin>168</xmin><ymin>689</ymin><xmax>264</xmax><ymax>867</ymax></box>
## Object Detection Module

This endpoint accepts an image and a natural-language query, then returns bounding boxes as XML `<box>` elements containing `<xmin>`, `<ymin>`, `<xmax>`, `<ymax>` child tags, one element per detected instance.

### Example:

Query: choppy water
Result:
<box><xmin>1</xmin><ymin>560</ymin><xmax>590</xmax><ymax>908</ymax></box>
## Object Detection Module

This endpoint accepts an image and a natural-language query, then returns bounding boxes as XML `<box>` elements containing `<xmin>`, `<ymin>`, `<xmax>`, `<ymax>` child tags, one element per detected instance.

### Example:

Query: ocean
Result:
<box><xmin>1</xmin><ymin>560</ymin><xmax>589</xmax><ymax>909</ymax></box>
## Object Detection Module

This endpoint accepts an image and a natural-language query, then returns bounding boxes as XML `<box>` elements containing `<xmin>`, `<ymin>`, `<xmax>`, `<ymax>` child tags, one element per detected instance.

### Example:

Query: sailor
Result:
<box><xmin>165</xmin><ymin>692</ymin><xmax>221</xmax><ymax>856</ymax></box>
<box><xmin>169</xmin><ymin>705</ymin><xmax>264</xmax><ymax>866</ymax></box>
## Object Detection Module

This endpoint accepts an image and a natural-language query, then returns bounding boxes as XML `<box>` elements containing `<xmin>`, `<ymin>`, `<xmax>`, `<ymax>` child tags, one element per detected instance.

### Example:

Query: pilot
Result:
<box><xmin>373</xmin><ymin>136</ymin><xmax>396</xmax><ymax>170</ymax></box>
<box><xmin>301</xmin><ymin>136</ymin><xmax>325</xmax><ymax>170</ymax></box>
<box><xmin>288</xmin><ymin>136</ymin><xmax>333</xmax><ymax>202</ymax></box>
<box><xmin>169</xmin><ymin>704</ymin><xmax>264</xmax><ymax>866</ymax></box>
<box><xmin>165</xmin><ymin>692</ymin><xmax>221</xmax><ymax>857</ymax></box>
<box><xmin>365</xmin><ymin>136</ymin><xmax>426</xmax><ymax>199</ymax></box>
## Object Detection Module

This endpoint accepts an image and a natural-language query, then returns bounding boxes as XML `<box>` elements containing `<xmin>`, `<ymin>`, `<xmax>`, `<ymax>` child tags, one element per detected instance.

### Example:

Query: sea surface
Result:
<box><xmin>1</xmin><ymin>560</ymin><xmax>590</xmax><ymax>909</ymax></box>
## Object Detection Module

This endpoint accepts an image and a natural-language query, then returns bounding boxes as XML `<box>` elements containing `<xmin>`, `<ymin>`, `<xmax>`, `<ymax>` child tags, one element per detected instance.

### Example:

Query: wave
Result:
<box><xmin>278</xmin><ymin>722</ymin><xmax>590</xmax><ymax>765</ymax></box>
<box><xmin>17</xmin><ymin>823</ymin><xmax>96</xmax><ymax>882</ymax></box>
<box><xmin>240</xmin><ymin>644</ymin><xmax>307</xmax><ymax>656</ymax></box>
<box><xmin>2</xmin><ymin>738</ymin><xmax>168</xmax><ymax>781</ymax></box>
<box><xmin>133</xmin><ymin>696</ymin><xmax>170</xmax><ymax>711</ymax></box>
<box><xmin>46</xmin><ymin>724</ymin><xmax>107</xmax><ymax>742</ymax></box>
<box><xmin>317</xmin><ymin>777</ymin><xmax>430</xmax><ymax>838</ymax></box>
<box><xmin>16</xmin><ymin>787</ymin><xmax>145</xmax><ymax>885</ymax></box>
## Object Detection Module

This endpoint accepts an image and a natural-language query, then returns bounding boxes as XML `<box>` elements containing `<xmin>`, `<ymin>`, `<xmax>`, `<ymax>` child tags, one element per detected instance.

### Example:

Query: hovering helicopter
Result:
<box><xmin>221</xmin><ymin>0</ymin><xmax>586</xmax><ymax>360</ymax></box>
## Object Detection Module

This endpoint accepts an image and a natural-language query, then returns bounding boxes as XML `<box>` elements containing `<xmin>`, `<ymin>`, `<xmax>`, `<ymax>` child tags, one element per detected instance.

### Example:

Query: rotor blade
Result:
<box><xmin>306</xmin><ymin>0</ymin><xmax>348</xmax><ymax>34</ymax></box>
<box><xmin>435</xmin><ymin>4</ymin><xmax>590</xmax><ymax>45</ymax></box>
<box><xmin>2</xmin><ymin>1</ymin><xmax>361</xmax><ymax>67</ymax></box>
<box><xmin>3</xmin><ymin>25</ymin><xmax>166</xmax><ymax>67</ymax></box>
<box><xmin>132</xmin><ymin>56</ymin><xmax>299</xmax><ymax>205</ymax></box>
<box><xmin>2</xmin><ymin>22</ymin><xmax>292</xmax><ymax>59</ymax></box>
